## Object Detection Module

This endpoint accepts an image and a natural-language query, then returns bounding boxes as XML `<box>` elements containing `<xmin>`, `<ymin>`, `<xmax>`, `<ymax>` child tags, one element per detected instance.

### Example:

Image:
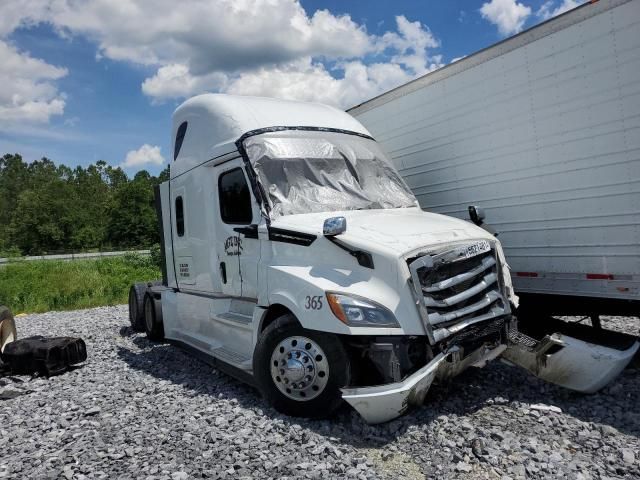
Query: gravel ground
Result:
<box><xmin>1</xmin><ymin>307</ymin><xmax>639</xmax><ymax>479</ymax></box>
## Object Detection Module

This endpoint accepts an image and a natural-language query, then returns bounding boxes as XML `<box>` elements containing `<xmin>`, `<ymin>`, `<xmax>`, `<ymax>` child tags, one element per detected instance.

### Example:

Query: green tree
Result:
<box><xmin>107</xmin><ymin>171</ymin><xmax>159</xmax><ymax>248</ymax></box>
<box><xmin>0</xmin><ymin>154</ymin><xmax>29</xmax><ymax>250</ymax></box>
<box><xmin>1</xmin><ymin>153</ymin><xmax>164</xmax><ymax>254</ymax></box>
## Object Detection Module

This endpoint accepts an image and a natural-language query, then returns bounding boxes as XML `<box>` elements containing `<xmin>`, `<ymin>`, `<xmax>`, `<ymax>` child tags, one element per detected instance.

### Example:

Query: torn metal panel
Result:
<box><xmin>342</xmin><ymin>342</ymin><xmax>507</xmax><ymax>424</ymax></box>
<box><xmin>341</xmin><ymin>350</ymin><xmax>450</xmax><ymax>425</ymax></box>
<box><xmin>504</xmin><ymin>327</ymin><xmax>639</xmax><ymax>393</ymax></box>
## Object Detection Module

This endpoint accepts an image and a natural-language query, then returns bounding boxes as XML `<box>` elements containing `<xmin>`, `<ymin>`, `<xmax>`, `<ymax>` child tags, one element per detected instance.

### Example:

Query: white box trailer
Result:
<box><xmin>349</xmin><ymin>0</ymin><xmax>640</xmax><ymax>320</ymax></box>
<box><xmin>128</xmin><ymin>94</ymin><xmax>637</xmax><ymax>424</ymax></box>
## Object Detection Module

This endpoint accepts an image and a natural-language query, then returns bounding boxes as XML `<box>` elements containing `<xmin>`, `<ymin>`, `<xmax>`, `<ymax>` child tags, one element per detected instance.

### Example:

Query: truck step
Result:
<box><xmin>216</xmin><ymin>312</ymin><xmax>252</xmax><ymax>326</ymax></box>
<box><xmin>212</xmin><ymin>346</ymin><xmax>251</xmax><ymax>367</ymax></box>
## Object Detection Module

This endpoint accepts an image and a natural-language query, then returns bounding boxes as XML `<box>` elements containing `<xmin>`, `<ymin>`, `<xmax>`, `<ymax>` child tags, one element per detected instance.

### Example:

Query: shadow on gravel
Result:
<box><xmin>116</xmin><ymin>328</ymin><xmax>640</xmax><ymax>447</ymax></box>
<box><xmin>119</xmin><ymin>326</ymin><xmax>136</xmax><ymax>337</ymax></box>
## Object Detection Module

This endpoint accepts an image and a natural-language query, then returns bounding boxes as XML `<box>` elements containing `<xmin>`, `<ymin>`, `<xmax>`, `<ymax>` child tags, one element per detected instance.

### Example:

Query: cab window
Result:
<box><xmin>175</xmin><ymin>196</ymin><xmax>185</xmax><ymax>236</ymax></box>
<box><xmin>174</xmin><ymin>122</ymin><xmax>188</xmax><ymax>161</ymax></box>
<box><xmin>219</xmin><ymin>168</ymin><xmax>252</xmax><ymax>224</ymax></box>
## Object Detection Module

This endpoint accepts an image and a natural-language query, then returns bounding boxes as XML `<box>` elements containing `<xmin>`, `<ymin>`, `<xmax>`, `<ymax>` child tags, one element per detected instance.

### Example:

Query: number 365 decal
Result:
<box><xmin>304</xmin><ymin>295</ymin><xmax>323</xmax><ymax>310</ymax></box>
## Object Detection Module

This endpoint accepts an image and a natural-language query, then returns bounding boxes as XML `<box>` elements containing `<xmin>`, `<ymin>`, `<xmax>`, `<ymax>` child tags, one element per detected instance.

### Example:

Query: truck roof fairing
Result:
<box><xmin>170</xmin><ymin>94</ymin><xmax>372</xmax><ymax>178</ymax></box>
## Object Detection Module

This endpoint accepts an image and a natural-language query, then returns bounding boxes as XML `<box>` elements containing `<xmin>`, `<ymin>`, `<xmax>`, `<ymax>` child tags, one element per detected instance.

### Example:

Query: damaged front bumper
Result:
<box><xmin>341</xmin><ymin>316</ymin><xmax>639</xmax><ymax>424</ymax></box>
<box><xmin>503</xmin><ymin>319</ymin><xmax>639</xmax><ymax>393</ymax></box>
<box><xmin>341</xmin><ymin>343</ymin><xmax>506</xmax><ymax>424</ymax></box>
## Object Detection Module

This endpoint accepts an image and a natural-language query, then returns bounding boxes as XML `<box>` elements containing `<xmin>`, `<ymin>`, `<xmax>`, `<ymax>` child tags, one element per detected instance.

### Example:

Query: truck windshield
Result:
<box><xmin>243</xmin><ymin>130</ymin><xmax>418</xmax><ymax>220</ymax></box>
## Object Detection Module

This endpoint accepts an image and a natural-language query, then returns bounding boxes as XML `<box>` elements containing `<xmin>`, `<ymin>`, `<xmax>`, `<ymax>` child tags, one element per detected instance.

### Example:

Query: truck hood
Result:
<box><xmin>270</xmin><ymin>207</ymin><xmax>493</xmax><ymax>255</ymax></box>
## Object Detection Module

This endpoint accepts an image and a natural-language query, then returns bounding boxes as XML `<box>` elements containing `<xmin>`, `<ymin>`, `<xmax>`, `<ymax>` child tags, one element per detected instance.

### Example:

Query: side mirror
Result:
<box><xmin>468</xmin><ymin>205</ymin><xmax>485</xmax><ymax>226</ymax></box>
<box><xmin>323</xmin><ymin>216</ymin><xmax>347</xmax><ymax>236</ymax></box>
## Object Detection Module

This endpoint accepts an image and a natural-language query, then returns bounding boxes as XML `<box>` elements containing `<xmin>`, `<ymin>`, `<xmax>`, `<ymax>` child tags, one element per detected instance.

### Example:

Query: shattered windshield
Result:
<box><xmin>243</xmin><ymin>130</ymin><xmax>418</xmax><ymax>220</ymax></box>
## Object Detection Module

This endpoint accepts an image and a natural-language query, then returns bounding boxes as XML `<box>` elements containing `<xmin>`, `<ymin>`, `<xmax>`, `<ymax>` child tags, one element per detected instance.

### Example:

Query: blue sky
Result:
<box><xmin>0</xmin><ymin>0</ymin><xmax>581</xmax><ymax>175</ymax></box>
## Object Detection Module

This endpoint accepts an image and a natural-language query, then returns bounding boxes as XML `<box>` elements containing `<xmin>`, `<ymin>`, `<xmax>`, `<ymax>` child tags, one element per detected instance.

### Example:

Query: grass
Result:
<box><xmin>0</xmin><ymin>253</ymin><xmax>161</xmax><ymax>313</ymax></box>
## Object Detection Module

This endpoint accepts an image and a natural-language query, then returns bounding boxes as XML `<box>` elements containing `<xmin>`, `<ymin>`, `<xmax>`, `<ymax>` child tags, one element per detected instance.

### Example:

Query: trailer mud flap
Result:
<box><xmin>504</xmin><ymin>317</ymin><xmax>639</xmax><ymax>393</ymax></box>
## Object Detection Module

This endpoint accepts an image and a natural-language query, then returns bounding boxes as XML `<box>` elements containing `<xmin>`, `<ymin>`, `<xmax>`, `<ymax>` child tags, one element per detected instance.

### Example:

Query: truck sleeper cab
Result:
<box><xmin>129</xmin><ymin>94</ymin><xmax>638</xmax><ymax>424</ymax></box>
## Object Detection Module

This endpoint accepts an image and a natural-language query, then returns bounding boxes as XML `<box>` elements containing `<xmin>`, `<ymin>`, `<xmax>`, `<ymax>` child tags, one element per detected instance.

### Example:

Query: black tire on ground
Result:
<box><xmin>0</xmin><ymin>305</ymin><xmax>17</xmax><ymax>354</ymax></box>
<box><xmin>129</xmin><ymin>281</ymin><xmax>162</xmax><ymax>332</ymax></box>
<box><xmin>143</xmin><ymin>293</ymin><xmax>164</xmax><ymax>341</ymax></box>
<box><xmin>128</xmin><ymin>284</ymin><xmax>148</xmax><ymax>331</ymax></box>
<box><xmin>253</xmin><ymin>313</ymin><xmax>351</xmax><ymax>419</ymax></box>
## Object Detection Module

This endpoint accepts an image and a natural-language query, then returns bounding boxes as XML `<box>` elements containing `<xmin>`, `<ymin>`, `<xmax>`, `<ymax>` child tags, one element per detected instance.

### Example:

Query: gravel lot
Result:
<box><xmin>1</xmin><ymin>306</ymin><xmax>639</xmax><ymax>479</ymax></box>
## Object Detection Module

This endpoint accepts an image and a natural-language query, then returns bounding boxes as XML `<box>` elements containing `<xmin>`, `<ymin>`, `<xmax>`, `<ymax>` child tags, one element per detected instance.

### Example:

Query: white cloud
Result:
<box><xmin>0</xmin><ymin>40</ymin><xmax>67</xmax><ymax>130</ymax></box>
<box><xmin>537</xmin><ymin>0</ymin><xmax>581</xmax><ymax>21</ymax></box>
<box><xmin>378</xmin><ymin>16</ymin><xmax>441</xmax><ymax>75</ymax></box>
<box><xmin>141</xmin><ymin>14</ymin><xmax>443</xmax><ymax>108</ymax></box>
<box><xmin>223</xmin><ymin>55</ymin><xmax>443</xmax><ymax>109</ymax></box>
<box><xmin>0</xmin><ymin>1</ymin><xmax>444</xmax><ymax>111</ymax></box>
<box><xmin>0</xmin><ymin>0</ymin><xmax>50</xmax><ymax>37</ymax></box>
<box><xmin>480</xmin><ymin>0</ymin><xmax>532</xmax><ymax>36</ymax></box>
<box><xmin>44</xmin><ymin>0</ymin><xmax>373</xmax><ymax>72</ymax></box>
<box><xmin>121</xmin><ymin>144</ymin><xmax>165</xmax><ymax>168</ymax></box>
<box><xmin>141</xmin><ymin>64</ymin><xmax>228</xmax><ymax>101</ymax></box>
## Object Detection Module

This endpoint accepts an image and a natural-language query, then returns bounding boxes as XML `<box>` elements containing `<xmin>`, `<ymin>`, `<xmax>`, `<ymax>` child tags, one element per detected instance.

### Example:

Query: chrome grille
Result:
<box><xmin>409</xmin><ymin>242</ymin><xmax>510</xmax><ymax>343</ymax></box>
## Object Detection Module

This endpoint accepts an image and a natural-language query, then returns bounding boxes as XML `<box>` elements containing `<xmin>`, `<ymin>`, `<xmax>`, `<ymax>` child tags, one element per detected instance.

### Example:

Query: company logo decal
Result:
<box><xmin>224</xmin><ymin>235</ymin><xmax>243</xmax><ymax>256</ymax></box>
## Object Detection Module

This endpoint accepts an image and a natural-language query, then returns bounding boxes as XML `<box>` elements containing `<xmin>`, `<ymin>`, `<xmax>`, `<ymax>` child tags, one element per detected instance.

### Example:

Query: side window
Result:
<box><xmin>175</xmin><ymin>196</ymin><xmax>185</xmax><ymax>236</ymax></box>
<box><xmin>174</xmin><ymin>122</ymin><xmax>188</xmax><ymax>161</ymax></box>
<box><xmin>218</xmin><ymin>168</ymin><xmax>253</xmax><ymax>225</ymax></box>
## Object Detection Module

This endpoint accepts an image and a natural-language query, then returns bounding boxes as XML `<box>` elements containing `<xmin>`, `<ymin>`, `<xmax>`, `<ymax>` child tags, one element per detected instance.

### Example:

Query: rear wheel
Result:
<box><xmin>143</xmin><ymin>293</ymin><xmax>164</xmax><ymax>341</ymax></box>
<box><xmin>0</xmin><ymin>306</ymin><xmax>17</xmax><ymax>354</ymax></box>
<box><xmin>128</xmin><ymin>284</ymin><xmax>147</xmax><ymax>331</ymax></box>
<box><xmin>129</xmin><ymin>281</ymin><xmax>162</xmax><ymax>332</ymax></box>
<box><xmin>253</xmin><ymin>314</ymin><xmax>350</xmax><ymax>418</ymax></box>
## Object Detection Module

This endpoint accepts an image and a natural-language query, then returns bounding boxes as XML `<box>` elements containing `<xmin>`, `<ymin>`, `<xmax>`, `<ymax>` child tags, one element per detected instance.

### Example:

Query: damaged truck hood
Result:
<box><xmin>270</xmin><ymin>207</ymin><xmax>492</xmax><ymax>255</ymax></box>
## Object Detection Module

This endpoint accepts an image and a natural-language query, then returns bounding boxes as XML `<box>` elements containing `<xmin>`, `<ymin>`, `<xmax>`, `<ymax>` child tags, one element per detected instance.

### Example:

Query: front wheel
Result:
<box><xmin>253</xmin><ymin>314</ymin><xmax>351</xmax><ymax>418</ymax></box>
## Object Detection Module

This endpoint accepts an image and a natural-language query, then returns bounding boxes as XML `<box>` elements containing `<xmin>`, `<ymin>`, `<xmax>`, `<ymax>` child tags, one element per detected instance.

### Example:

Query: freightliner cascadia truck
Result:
<box><xmin>129</xmin><ymin>94</ymin><xmax>638</xmax><ymax>424</ymax></box>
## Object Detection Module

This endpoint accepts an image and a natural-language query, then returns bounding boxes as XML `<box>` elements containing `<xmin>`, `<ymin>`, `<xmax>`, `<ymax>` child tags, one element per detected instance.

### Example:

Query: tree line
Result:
<box><xmin>0</xmin><ymin>153</ymin><xmax>169</xmax><ymax>256</ymax></box>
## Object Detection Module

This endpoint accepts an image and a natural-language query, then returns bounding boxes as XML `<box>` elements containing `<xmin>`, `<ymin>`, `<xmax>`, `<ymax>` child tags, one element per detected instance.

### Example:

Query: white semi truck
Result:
<box><xmin>129</xmin><ymin>94</ymin><xmax>638</xmax><ymax>424</ymax></box>
<box><xmin>349</xmin><ymin>0</ymin><xmax>640</xmax><ymax>323</ymax></box>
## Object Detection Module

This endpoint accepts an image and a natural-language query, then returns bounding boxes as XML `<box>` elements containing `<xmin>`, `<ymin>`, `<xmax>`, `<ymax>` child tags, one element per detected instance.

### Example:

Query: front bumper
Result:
<box><xmin>341</xmin><ymin>343</ymin><xmax>506</xmax><ymax>424</ymax></box>
<box><xmin>503</xmin><ymin>327</ymin><xmax>639</xmax><ymax>393</ymax></box>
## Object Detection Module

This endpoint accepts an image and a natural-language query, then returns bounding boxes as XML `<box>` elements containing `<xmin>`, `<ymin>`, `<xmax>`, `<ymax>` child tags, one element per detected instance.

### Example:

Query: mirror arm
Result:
<box><xmin>326</xmin><ymin>236</ymin><xmax>374</xmax><ymax>269</ymax></box>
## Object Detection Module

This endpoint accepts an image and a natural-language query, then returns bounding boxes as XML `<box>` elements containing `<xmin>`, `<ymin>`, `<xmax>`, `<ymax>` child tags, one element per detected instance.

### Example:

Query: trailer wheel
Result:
<box><xmin>0</xmin><ymin>306</ymin><xmax>17</xmax><ymax>354</ymax></box>
<box><xmin>128</xmin><ymin>284</ymin><xmax>148</xmax><ymax>332</ymax></box>
<box><xmin>253</xmin><ymin>314</ymin><xmax>351</xmax><ymax>419</ymax></box>
<box><xmin>143</xmin><ymin>293</ymin><xmax>164</xmax><ymax>341</ymax></box>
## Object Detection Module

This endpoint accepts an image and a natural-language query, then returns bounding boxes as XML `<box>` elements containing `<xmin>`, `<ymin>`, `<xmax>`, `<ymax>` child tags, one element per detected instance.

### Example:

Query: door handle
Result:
<box><xmin>220</xmin><ymin>262</ymin><xmax>227</xmax><ymax>284</ymax></box>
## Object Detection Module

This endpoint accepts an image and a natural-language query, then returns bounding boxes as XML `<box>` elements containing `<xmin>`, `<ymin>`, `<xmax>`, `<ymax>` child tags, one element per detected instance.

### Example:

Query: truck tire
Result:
<box><xmin>0</xmin><ymin>305</ymin><xmax>17</xmax><ymax>354</ymax></box>
<box><xmin>143</xmin><ymin>293</ymin><xmax>164</xmax><ymax>341</ymax></box>
<box><xmin>253</xmin><ymin>314</ymin><xmax>351</xmax><ymax>419</ymax></box>
<box><xmin>128</xmin><ymin>283</ymin><xmax>148</xmax><ymax>331</ymax></box>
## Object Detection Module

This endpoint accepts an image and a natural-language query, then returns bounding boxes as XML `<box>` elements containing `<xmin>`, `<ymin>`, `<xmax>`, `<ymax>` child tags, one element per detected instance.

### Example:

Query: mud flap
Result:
<box><xmin>504</xmin><ymin>317</ymin><xmax>639</xmax><ymax>393</ymax></box>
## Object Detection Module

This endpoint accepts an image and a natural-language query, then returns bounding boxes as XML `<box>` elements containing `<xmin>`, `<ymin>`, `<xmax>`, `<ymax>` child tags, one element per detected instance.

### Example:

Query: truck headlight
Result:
<box><xmin>326</xmin><ymin>293</ymin><xmax>399</xmax><ymax>328</ymax></box>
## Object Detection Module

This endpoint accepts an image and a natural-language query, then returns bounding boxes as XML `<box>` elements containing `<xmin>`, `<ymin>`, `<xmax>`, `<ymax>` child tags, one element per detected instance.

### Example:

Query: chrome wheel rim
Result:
<box><xmin>270</xmin><ymin>336</ymin><xmax>329</xmax><ymax>401</ymax></box>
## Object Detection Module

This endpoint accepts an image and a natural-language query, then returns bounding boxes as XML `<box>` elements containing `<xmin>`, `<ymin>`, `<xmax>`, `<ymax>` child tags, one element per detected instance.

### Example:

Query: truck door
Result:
<box><xmin>215</xmin><ymin>162</ymin><xmax>258</xmax><ymax>298</ymax></box>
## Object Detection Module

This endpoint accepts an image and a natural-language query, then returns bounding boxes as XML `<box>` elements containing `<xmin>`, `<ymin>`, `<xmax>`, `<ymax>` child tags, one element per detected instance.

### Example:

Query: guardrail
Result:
<box><xmin>0</xmin><ymin>249</ymin><xmax>151</xmax><ymax>265</ymax></box>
